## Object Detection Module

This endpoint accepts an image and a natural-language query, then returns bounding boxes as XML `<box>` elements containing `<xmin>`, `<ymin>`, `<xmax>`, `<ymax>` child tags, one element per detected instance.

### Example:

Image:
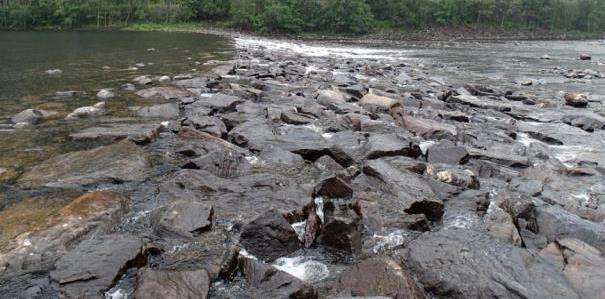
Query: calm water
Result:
<box><xmin>0</xmin><ymin>31</ymin><xmax>233</xmax><ymax>173</ymax></box>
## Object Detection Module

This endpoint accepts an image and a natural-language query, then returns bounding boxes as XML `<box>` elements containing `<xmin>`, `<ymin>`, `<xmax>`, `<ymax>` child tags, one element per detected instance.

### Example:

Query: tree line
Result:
<box><xmin>2</xmin><ymin>0</ymin><xmax>605</xmax><ymax>34</ymax></box>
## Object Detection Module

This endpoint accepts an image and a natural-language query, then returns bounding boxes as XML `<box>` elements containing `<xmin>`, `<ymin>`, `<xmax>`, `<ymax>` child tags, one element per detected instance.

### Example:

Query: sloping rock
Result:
<box><xmin>539</xmin><ymin>239</ymin><xmax>605</xmax><ymax>299</ymax></box>
<box><xmin>11</xmin><ymin>109</ymin><xmax>44</xmax><ymax>126</ymax></box>
<box><xmin>69</xmin><ymin>123</ymin><xmax>160</xmax><ymax>144</ymax></box>
<box><xmin>65</xmin><ymin>102</ymin><xmax>106</xmax><ymax>120</ymax></box>
<box><xmin>427</xmin><ymin>144</ymin><xmax>469</xmax><ymax>165</ymax></box>
<box><xmin>0</xmin><ymin>192</ymin><xmax>128</xmax><ymax>274</ymax></box>
<box><xmin>396</xmin><ymin>115</ymin><xmax>457</xmax><ymax>138</ymax></box>
<box><xmin>447</xmin><ymin>94</ymin><xmax>512</xmax><ymax>112</ymax></box>
<box><xmin>134</xmin><ymin>269</ymin><xmax>210</xmax><ymax>299</ymax></box>
<box><xmin>363</xmin><ymin>158</ymin><xmax>444</xmax><ymax>220</ymax></box>
<box><xmin>183</xmin><ymin>150</ymin><xmax>252</xmax><ymax>178</ymax></box>
<box><xmin>152</xmin><ymin>201</ymin><xmax>213</xmax><ymax>238</ymax></box>
<box><xmin>182</xmin><ymin>115</ymin><xmax>227</xmax><ymax>137</ymax></box>
<box><xmin>484</xmin><ymin>201</ymin><xmax>523</xmax><ymax>246</ymax></box>
<box><xmin>363</xmin><ymin>133</ymin><xmax>420</xmax><ymax>160</ymax></box>
<box><xmin>239</xmin><ymin>209</ymin><xmax>302</xmax><ymax>262</ymax></box>
<box><xmin>18</xmin><ymin>140</ymin><xmax>151</xmax><ymax>188</ymax></box>
<box><xmin>407</xmin><ymin>229</ymin><xmax>579</xmax><ymax>298</ymax></box>
<box><xmin>313</xmin><ymin>176</ymin><xmax>353</xmax><ymax>199</ymax></box>
<box><xmin>50</xmin><ymin>234</ymin><xmax>145</xmax><ymax>298</ymax></box>
<box><xmin>317</xmin><ymin>204</ymin><xmax>362</xmax><ymax>254</ymax></box>
<box><xmin>536</xmin><ymin>205</ymin><xmax>605</xmax><ymax>253</ymax></box>
<box><xmin>467</xmin><ymin>147</ymin><xmax>529</xmax><ymax>168</ymax></box>
<box><xmin>335</xmin><ymin>255</ymin><xmax>425</xmax><ymax>299</ymax></box>
<box><xmin>316</xmin><ymin>89</ymin><xmax>348</xmax><ymax>106</ymax></box>
<box><xmin>359</xmin><ymin>93</ymin><xmax>398</xmax><ymax>109</ymax></box>
<box><xmin>189</xmin><ymin>93</ymin><xmax>243</xmax><ymax>113</ymax></box>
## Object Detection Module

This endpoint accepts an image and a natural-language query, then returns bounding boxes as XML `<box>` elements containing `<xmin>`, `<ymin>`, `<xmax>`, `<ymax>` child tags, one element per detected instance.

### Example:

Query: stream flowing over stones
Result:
<box><xmin>1</xmin><ymin>34</ymin><xmax>605</xmax><ymax>298</ymax></box>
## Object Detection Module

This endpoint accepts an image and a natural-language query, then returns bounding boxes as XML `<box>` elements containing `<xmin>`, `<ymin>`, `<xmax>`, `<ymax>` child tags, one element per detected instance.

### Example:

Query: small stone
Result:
<box><xmin>65</xmin><ymin>102</ymin><xmax>106</xmax><ymax>120</ymax></box>
<box><xmin>96</xmin><ymin>88</ymin><xmax>115</xmax><ymax>99</ymax></box>
<box><xmin>564</xmin><ymin>93</ymin><xmax>588</xmax><ymax>108</ymax></box>
<box><xmin>580</xmin><ymin>54</ymin><xmax>591</xmax><ymax>60</ymax></box>
<box><xmin>46</xmin><ymin>69</ymin><xmax>62</xmax><ymax>75</ymax></box>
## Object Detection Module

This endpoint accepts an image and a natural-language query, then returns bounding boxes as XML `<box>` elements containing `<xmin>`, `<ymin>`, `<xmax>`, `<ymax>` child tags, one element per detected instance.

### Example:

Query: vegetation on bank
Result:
<box><xmin>2</xmin><ymin>0</ymin><xmax>605</xmax><ymax>36</ymax></box>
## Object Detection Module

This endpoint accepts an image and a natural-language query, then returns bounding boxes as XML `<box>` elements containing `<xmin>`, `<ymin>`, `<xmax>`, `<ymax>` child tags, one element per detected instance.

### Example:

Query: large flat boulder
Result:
<box><xmin>18</xmin><ymin>140</ymin><xmax>151</xmax><ymax>188</ymax></box>
<box><xmin>69</xmin><ymin>123</ymin><xmax>161</xmax><ymax>144</ymax></box>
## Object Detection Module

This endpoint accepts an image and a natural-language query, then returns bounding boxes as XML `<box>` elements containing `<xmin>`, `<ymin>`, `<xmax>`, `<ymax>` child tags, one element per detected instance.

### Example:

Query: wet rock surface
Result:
<box><xmin>2</xmin><ymin>37</ymin><xmax>605</xmax><ymax>298</ymax></box>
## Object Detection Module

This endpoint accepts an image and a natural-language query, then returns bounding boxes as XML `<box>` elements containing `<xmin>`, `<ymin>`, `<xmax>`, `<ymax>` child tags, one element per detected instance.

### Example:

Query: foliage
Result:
<box><xmin>2</xmin><ymin>0</ymin><xmax>605</xmax><ymax>34</ymax></box>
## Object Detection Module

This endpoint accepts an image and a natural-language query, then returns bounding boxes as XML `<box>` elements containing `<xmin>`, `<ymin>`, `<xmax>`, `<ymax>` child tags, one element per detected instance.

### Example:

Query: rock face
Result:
<box><xmin>134</xmin><ymin>269</ymin><xmax>210</xmax><ymax>299</ymax></box>
<box><xmin>335</xmin><ymin>256</ymin><xmax>425</xmax><ymax>299</ymax></box>
<box><xmin>50</xmin><ymin>234</ymin><xmax>144</xmax><ymax>298</ymax></box>
<box><xmin>407</xmin><ymin>229</ymin><xmax>580</xmax><ymax>298</ymax></box>
<box><xmin>65</xmin><ymin>101</ymin><xmax>106</xmax><ymax>120</ymax></box>
<box><xmin>239</xmin><ymin>209</ymin><xmax>302</xmax><ymax>262</ymax></box>
<box><xmin>153</xmin><ymin>200</ymin><xmax>213</xmax><ymax>238</ymax></box>
<box><xmin>18</xmin><ymin>140</ymin><xmax>150</xmax><ymax>188</ymax></box>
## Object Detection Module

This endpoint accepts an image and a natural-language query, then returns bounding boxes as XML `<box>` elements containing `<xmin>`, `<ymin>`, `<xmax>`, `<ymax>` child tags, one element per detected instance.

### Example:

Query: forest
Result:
<box><xmin>1</xmin><ymin>0</ymin><xmax>605</xmax><ymax>34</ymax></box>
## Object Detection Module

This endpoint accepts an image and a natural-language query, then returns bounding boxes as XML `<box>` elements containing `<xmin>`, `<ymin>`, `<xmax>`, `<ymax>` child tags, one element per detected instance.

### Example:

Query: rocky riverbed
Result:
<box><xmin>1</xmin><ymin>36</ymin><xmax>605</xmax><ymax>298</ymax></box>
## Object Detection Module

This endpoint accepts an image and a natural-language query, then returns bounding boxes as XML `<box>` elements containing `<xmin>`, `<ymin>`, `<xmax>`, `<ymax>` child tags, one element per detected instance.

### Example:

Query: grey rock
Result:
<box><xmin>153</xmin><ymin>200</ymin><xmax>213</xmax><ymax>238</ymax></box>
<box><xmin>69</xmin><ymin>123</ymin><xmax>160</xmax><ymax>144</ymax></box>
<box><xmin>134</xmin><ymin>269</ymin><xmax>210</xmax><ymax>299</ymax></box>
<box><xmin>239</xmin><ymin>209</ymin><xmax>302</xmax><ymax>262</ymax></box>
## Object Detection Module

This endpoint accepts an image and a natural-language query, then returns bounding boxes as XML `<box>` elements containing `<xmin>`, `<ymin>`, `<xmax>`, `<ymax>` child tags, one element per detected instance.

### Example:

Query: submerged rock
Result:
<box><xmin>136</xmin><ymin>103</ymin><xmax>179</xmax><ymax>118</ymax></box>
<box><xmin>136</xmin><ymin>86</ymin><xmax>192</xmax><ymax>100</ymax></box>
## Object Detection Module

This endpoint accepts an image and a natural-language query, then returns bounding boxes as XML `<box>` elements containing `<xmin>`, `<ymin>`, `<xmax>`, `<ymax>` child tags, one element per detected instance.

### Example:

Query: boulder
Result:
<box><xmin>313</xmin><ymin>176</ymin><xmax>353</xmax><ymax>199</ymax></box>
<box><xmin>133</xmin><ymin>75</ymin><xmax>153</xmax><ymax>85</ymax></box>
<box><xmin>11</xmin><ymin>109</ymin><xmax>44</xmax><ymax>126</ymax></box>
<box><xmin>134</xmin><ymin>269</ymin><xmax>210</xmax><ymax>299</ymax></box>
<box><xmin>188</xmin><ymin>93</ymin><xmax>242</xmax><ymax>113</ymax></box>
<box><xmin>427</xmin><ymin>144</ymin><xmax>469</xmax><ymax>165</ymax></box>
<box><xmin>281</xmin><ymin>111</ymin><xmax>314</xmax><ymax>125</ymax></box>
<box><xmin>484</xmin><ymin>201</ymin><xmax>522</xmax><ymax>246</ymax></box>
<box><xmin>182</xmin><ymin>115</ymin><xmax>226</xmax><ymax>137</ymax></box>
<box><xmin>50</xmin><ymin>234</ymin><xmax>145</xmax><ymax>298</ymax></box>
<box><xmin>239</xmin><ymin>209</ymin><xmax>301</xmax><ymax>262</ymax></box>
<box><xmin>316</xmin><ymin>89</ymin><xmax>348</xmax><ymax>107</ymax></box>
<box><xmin>317</xmin><ymin>205</ymin><xmax>362</xmax><ymax>254</ymax></box>
<box><xmin>363</xmin><ymin>158</ymin><xmax>444</xmax><ymax>220</ymax></box>
<box><xmin>580</xmin><ymin>54</ymin><xmax>592</xmax><ymax>60</ymax></box>
<box><xmin>65</xmin><ymin>102</ymin><xmax>106</xmax><ymax>120</ymax></box>
<box><xmin>152</xmin><ymin>200</ymin><xmax>213</xmax><ymax>238</ymax></box>
<box><xmin>536</xmin><ymin>205</ymin><xmax>605</xmax><ymax>253</ymax></box>
<box><xmin>539</xmin><ymin>239</ymin><xmax>605</xmax><ymax>299</ymax></box>
<box><xmin>18</xmin><ymin>140</ymin><xmax>151</xmax><ymax>188</ymax></box>
<box><xmin>425</xmin><ymin>165</ymin><xmax>480</xmax><ymax>190</ymax></box>
<box><xmin>335</xmin><ymin>256</ymin><xmax>425</xmax><ymax>299</ymax></box>
<box><xmin>136</xmin><ymin>103</ymin><xmax>179</xmax><ymax>118</ymax></box>
<box><xmin>69</xmin><ymin>123</ymin><xmax>160</xmax><ymax>144</ymax></box>
<box><xmin>564</xmin><ymin>93</ymin><xmax>588</xmax><ymax>108</ymax></box>
<box><xmin>136</xmin><ymin>86</ymin><xmax>192</xmax><ymax>100</ymax></box>
<box><xmin>407</xmin><ymin>229</ymin><xmax>579</xmax><ymax>298</ymax></box>
<box><xmin>96</xmin><ymin>88</ymin><xmax>115</xmax><ymax>99</ymax></box>
<box><xmin>363</xmin><ymin>133</ymin><xmax>420</xmax><ymax>160</ymax></box>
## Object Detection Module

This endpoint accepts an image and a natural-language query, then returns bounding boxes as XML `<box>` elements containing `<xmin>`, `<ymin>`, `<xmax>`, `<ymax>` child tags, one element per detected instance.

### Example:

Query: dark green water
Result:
<box><xmin>0</xmin><ymin>31</ymin><xmax>233</xmax><ymax>174</ymax></box>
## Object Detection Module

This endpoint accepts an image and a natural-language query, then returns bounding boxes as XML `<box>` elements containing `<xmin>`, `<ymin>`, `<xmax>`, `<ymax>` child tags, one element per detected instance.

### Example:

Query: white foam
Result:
<box><xmin>419</xmin><ymin>141</ymin><xmax>436</xmax><ymax>155</ymax></box>
<box><xmin>235</xmin><ymin>37</ymin><xmax>411</xmax><ymax>60</ymax></box>
<box><xmin>239</xmin><ymin>248</ymin><xmax>258</xmax><ymax>260</ymax></box>
<box><xmin>321</xmin><ymin>132</ymin><xmax>335</xmax><ymax>139</ymax></box>
<box><xmin>244</xmin><ymin>156</ymin><xmax>260</xmax><ymax>165</ymax></box>
<box><xmin>291</xmin><ymin>221</ymin><xmax>307</xmax><ymax>241</ymax></box>
<box><xmin>372</xmin><ymin>230</ymin><xmax>408</xmax><ymax>253</ymax></box>
<box><xmin>273</xmin><ymin>257</ymin><xmax>329</xmax><ymax>283</ymax></box>
<box><xmin>314</xmin><ymin>197</ymin><xmax>325</xmax><ymax>223</ymax></box>
<box><xmin>105</xmin><ymin>289</ymin><xmax>127</xmax><ymax>299</ymax></box>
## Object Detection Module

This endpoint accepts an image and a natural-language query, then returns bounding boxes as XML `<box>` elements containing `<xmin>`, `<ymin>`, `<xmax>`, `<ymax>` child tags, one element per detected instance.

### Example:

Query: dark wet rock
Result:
<box><xmin>536</xmin><ymin>205</ymin><xmax>605</xmax><ymax>253</ymax></box>
<box><xmin>438</xmin><ymin>110</ymin><xmax>470</xmax><ymax>123</ymax></box>
<box><xmin>579</xmin><ymin>54</ymin><xmax>592</xmax><ymax>60</ymax></box>
<box><xmin>0</xmin><ymin>191</ymin><xmax>128</xmax><ymax>275</ymax></box>
<box><xmin>239</xmin><ymin>256</ymin><xmax>318</xmax><ymax>298</ymax></box>
<box><xmin>363</xmin><ymin>133</ymin><xmax>420</xmax><ymax>160</ymax></box>
<box><xmin>152</xmin><ymin>200</ymin><xmax>213</xmax><ymax>238</ymax></box>
<box><xmin>395</xmin><ymin>115</ymin><xmax>457</xmax><ymax>138</ymax></box>
<box><xmin>69</xmin><ymin>123</ymin><xmax>160</xmax><ymax>144</ymax></box>
<box><xmin>446</xmin><ymin>94</ymin><xmax>511</xmax><ymax>112</ymax></box>
<box><xmin>407</xmin><ymin>229</ymin><xmax>579</xmax><ymax>298</ymax></box>
<box><xmin>317</xmin><ymin>202</ymin><xmax>362</xmax><ymax>254</ymax></box>
<box><xmin>313</xmin><ymin>175</ymin><xmax>353</xmax><ymax>199</ymax></box>
<box><xmin>363</xmin><ymin>158</ymin><xmax>444</xmax><ymax>220</ymax></box>
<box><xmin>562</xmin><ymin>114</ymin><xmax>605</xmax><ymax>132</ymax></box>
<box><xmin>136</xmin><ymin>103</ymin><xmax>179</xmax><ymax>118</ymax></box>
<box><xmin>50</xmin><ymin>234</ymin><xmax>145</xmax><ymax>298</ymax></box>
<box><xmin>182</xmin><ymin>115</ymin><xmax>227</xmax><ymax>137</ymax></box>
<box><xmin>467</xmin><ymin>147</ymin><xmax>529</xmax><ymax>168</ymax></box>
<box><xmin>18</xmin><ymin>140</ymin><xmax>151</xmax><ymax>188</ymax></box>
<box><xmin>281</xmin><ymin>110</ymin><xmax>314</xmax><ymax>125</ymax></box>
<box><xmin>183</xmin><ymin>150</ymin><xmax>252</xmax><ymax>178</ymax></box>
<box><xmin>134</xmin><ymin>269</ymin><xmax>210</xmax><ymax>299</ymax></box>
<box><xmin>303</xmin><ymin>209</ymin><xmax>321</xmax><ymax>248</ymax></box>
<box><xmin>239</xmin><ymin>209</ymin><xmax>301</xmax><ymax>262</ymax></box>
<box><xmin>335</xmin><ymin>255</ymin><xmax>425</xmax><ymax>299</ymax></box>
<box><xmin>136</xmin><ymin>86</ymin><xmax>193</xmax><ymax>100</ymax></box>
<box><xmin>427</xmin><ymin>142</ymin><xmax>469</xmax><ymax>165</ymax></box>
<box><xmin>175</xmin><ymin>127</ymin><xmax>249</xmax><ymax>158</ymax></box>
<box><xmin>65</xmin><ymin>101</ymin><xmax>106</xmax><ymax>120</ymax></box>
<box><xmin>564</xmin><ymin>93</ymin><xmax>589</xmax><ymax>108</ymax></box>
<box><xmin>539</xmin><ymin>238</ymin><xmax>605</xmax><ymax>298</ymax></box>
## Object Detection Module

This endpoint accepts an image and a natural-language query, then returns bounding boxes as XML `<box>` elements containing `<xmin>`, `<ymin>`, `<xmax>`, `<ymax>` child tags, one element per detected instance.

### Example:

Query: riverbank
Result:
<box><xmin>1</xmin><ymin>33</ymin><xmax>604</xmax><ymax>297</ymax></box>
<box><xmin>119</xmin><ymin>21</ymin><xmax>605</xmax><ymax>42</ymax></box>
